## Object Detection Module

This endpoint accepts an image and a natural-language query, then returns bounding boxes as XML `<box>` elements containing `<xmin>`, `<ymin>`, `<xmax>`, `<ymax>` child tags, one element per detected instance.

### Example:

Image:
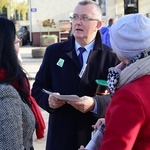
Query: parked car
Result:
<box><xmin>17</xmin><ymin>26</ymin><xmax>30</xmax><ymax>46</ymax></box>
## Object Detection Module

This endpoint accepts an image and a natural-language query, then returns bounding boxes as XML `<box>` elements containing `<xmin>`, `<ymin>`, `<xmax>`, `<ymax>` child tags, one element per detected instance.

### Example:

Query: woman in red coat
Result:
<box><xmin>98</xmin><ymin>13</ymin><xmax>150</xmax><ymax>150</ymax></box>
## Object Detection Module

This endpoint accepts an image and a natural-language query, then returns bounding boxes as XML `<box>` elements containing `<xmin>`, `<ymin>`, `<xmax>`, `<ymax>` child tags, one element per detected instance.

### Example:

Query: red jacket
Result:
<box><xmin>100</xmin><ymin>75</ymin><xmax>150</xmax><ymax>150</ymax></box>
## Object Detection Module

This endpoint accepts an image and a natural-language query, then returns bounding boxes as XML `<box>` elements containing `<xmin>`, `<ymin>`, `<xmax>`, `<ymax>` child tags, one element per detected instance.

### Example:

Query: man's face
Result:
<box><xmin>71</xmin><ymin>4</ymin><xmax>102</xmax><ymax>45</ymax></box>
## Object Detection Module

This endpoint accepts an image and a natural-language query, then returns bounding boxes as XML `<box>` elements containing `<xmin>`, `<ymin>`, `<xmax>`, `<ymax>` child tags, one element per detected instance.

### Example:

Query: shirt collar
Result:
<box><xmin>75</xmin><ymin>40</ymin><xmax>95</xmax><ymax>53</ymax></box>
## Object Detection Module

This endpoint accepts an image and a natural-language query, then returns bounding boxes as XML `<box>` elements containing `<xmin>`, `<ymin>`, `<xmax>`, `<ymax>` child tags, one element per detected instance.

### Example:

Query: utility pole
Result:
<box><xmin>28</xmin><ymin>0</ymin><xmax>32</xmax><ymax>44</ymax></box>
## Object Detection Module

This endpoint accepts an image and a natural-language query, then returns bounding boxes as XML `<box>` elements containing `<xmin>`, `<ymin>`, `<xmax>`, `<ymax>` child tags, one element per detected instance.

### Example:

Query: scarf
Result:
<box><xmin>107</xmin><ymin>49</ymin><xmax>150</xmax><ymax>94</ymax></box>
<box><xmin>0</xmin><ymin>69</ymin><xmax>46</xmax><ymax>139</ymax></box>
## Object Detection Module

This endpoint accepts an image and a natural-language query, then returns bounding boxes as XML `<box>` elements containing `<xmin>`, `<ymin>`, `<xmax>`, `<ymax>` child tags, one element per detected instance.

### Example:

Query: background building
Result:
<box><xmin>2</xmin><ymin>0</ymin><xmax>149</xmax><ymax>46</ymax></box>
<box><xmin>28</xmin><ymin>0</ymin><xmax>150</xmax><ymax>46</ymax></box>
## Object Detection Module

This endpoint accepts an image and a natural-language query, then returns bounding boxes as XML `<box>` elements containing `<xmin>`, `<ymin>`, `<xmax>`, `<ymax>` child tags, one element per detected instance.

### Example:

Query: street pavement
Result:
<box><xmin>20</xmin><ymin>45</ymin><xmax>48</xmax><ymax>150</ymax></box>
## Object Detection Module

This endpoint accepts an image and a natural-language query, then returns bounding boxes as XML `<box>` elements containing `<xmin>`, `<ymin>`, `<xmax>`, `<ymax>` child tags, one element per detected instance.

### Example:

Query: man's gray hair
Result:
<box><xmin>78</xmin><ymin>0</ymin><xmax>102</xmax><ymax>16</ymax></box>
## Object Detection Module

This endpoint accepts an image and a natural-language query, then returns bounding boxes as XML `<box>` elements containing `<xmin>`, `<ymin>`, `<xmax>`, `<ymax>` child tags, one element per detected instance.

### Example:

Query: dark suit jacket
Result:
<box><xmin>31</xmin><ymin>32</ymin><xmax>119</xmax><ymax>150</ymax></box>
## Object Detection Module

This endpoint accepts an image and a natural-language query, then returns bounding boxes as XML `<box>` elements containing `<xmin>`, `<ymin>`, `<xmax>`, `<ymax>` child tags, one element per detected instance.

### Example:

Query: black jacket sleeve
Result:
<box><xmin>94</xmin><ymin>94</ymin><xmax>113</xmax><ymax>118</ymax></box>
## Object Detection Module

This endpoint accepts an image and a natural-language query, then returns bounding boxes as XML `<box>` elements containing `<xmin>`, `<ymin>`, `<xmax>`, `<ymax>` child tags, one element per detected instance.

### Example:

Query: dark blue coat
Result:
<box><xmin>31</xmin><ymin>32</ymin><xmax>119</xmax><ymax>150</ymax></box>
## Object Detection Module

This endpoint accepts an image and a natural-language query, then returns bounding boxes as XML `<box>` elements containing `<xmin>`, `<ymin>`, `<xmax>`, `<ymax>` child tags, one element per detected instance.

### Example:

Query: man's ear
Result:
<box><xmin>96</xmin><ymin>21</ymin><xmax>102</xmax><ymax>29</ymax></box>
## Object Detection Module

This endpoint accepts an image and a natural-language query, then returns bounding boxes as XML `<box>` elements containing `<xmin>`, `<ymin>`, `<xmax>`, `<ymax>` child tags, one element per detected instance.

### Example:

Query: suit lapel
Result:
<box><xmin>66</xmin><ymin>50</ymin><xmax>81</xmax><ymax>69</ymax></box>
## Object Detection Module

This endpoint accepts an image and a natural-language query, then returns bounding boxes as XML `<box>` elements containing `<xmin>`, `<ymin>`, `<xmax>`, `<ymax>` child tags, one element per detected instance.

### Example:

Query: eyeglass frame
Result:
<box><xmin>70</xmin><ymin>14</ymin><xmax>99</xmax><ymax>22</ymax></box>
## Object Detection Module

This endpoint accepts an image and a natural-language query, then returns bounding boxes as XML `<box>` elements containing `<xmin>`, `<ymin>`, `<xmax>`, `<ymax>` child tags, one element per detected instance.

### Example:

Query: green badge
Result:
<box><xmin>57</xmin><ymin>58</ymin><xmax>64</xmax><ymax>67</ymax></box>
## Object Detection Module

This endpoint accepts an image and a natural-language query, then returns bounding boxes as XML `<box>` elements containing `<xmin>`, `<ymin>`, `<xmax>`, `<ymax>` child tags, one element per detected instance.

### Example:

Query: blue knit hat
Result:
<box><xmin>110</xmin><ymin>13</ymin><xmax>150</xmax><ymax>60</ymax></box>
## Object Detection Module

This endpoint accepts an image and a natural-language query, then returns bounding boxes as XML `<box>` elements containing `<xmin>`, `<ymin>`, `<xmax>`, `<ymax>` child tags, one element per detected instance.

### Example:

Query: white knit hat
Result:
<box><xmin>110</xmin><ymin>13</ymin><xmax>150</xmax><ymax>60</ymax></box>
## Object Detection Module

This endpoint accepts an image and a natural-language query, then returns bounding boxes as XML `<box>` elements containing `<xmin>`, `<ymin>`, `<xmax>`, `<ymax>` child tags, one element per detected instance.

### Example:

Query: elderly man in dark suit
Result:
<box><xmin>31</xmin><ymin>0</ymin><xmax>119</xmax><ymax>150</ymax></box>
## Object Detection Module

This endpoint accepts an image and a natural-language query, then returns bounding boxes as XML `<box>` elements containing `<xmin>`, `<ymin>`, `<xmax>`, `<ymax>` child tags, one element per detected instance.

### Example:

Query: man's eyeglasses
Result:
<box><xmin>70</xmin><ymin>15</ymin><xmax>99</xmax><ymax>22</ymax></box>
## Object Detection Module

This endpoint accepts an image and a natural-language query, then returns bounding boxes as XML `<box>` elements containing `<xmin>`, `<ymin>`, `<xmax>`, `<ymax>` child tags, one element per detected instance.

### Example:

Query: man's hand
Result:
<box><xmin>92</xmin><ymin>118</ymin><xmax>105</xmax><ymax>130</ymax></box>
<box><xmin>48</xmin><ymin>94</ymin><xmax>66</xmax><ymax>109</ymax></box>
<box><xmin>67</xmin><ymin>96</ymin><xmax>95</xmax><ymax>113</ymax></box>
<box><xmin>78</xmin><ymin>145</ymin><xmax>85</xmax><ymax>150</ymax></box>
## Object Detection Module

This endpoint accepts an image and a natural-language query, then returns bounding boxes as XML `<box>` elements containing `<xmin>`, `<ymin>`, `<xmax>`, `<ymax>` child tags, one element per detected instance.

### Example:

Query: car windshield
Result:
<box><xmin>17</xmin><ymin>26</ymin><xmax>30</xmax><ymax>46</ymax></box>
<box><xmin>19</xmin><ymin>27</ymin><xmax>24</xmax><ymax>32</ymax></box>
<box><xmin>19</xmin><ymin>26</ymin><xmax>28</xmax><ymax>33</ymax></box>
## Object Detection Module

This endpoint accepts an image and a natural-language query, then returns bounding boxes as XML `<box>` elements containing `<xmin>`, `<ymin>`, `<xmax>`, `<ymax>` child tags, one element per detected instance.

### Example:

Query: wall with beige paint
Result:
<box><xmin>29</xmin><ymin>0</ymin><xmax>150</xmax><ymax>46</ymax></box>
<box><xmin>30</xmin><ymin>0</ymin><xmax>150</xmax><ymax>32</ymax></box>
<box><xmin>30</xmin><ymin>0</ymin><xmax>79</xmax><ymax>33</ymax></box>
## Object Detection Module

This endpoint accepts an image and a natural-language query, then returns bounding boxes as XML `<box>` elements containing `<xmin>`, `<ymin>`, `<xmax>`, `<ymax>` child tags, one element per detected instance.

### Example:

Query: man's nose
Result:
<box><xmin>76</xmin><ymin>17</ymin><xmax>82</xmax><ymax>24</ymax></box>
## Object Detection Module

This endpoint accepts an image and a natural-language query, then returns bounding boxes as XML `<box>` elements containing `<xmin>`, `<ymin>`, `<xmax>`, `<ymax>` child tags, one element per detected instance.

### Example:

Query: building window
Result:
<box><xmin>96</xmin><ymin>0</ymin><xmax>106</xmax><ymax>17</ymax></box>
<box><xmin>124</xmin><ymin>0</ymin><xmax>138</xmax><ymax>14</ymax></box>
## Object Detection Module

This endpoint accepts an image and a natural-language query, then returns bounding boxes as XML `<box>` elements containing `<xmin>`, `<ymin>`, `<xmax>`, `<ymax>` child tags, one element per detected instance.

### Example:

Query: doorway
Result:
<box><xmin>124</xmin><ymin>0</ymin><xmax>138</xmax><ymax>14</ymax></box>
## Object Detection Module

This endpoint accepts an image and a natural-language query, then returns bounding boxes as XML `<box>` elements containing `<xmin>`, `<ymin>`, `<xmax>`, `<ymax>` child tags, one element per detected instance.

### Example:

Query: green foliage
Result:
<box><xmin>0</xmin><ymin>0</ymin><xmax>9</xmax><ymax>11</ymax></box>
<box><xmin>42</xmin><ymin>19</ymin><xmax>56</xmax><ymax>28</ymax></box>
<box><xmin>2</xmin><ymin>6</ymin><xmax>7</xmax><ymax>13</ymax></box>
<box><xmin>0</xmin><ymin>0</ymin><xmax>28</xmax><ymax>21</ymax></box>
<box><xmin>42</xmin><ymin>19</ymin><xmax>56</xmax><ymax>35</ymax></box>
<box><xmin>14</xmin><ymin>1</ymin><xmax>29</xmax><ymax>20</ymax></box>
<box><xmin>41</xmin><ymin>34</ymin><xmax>58</xmax><ymax>39</ymax></box>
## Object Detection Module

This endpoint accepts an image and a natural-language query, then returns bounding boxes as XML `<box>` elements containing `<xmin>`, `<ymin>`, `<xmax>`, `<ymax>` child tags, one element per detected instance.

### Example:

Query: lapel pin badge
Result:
<box><xmin>57</xmin><ymin>58</ymin><xmax>64</xmax><ymax>67</ymax></box>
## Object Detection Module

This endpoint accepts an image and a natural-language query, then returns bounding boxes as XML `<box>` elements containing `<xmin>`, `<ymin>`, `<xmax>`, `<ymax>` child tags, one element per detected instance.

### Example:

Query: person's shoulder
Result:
<box><xmin>102</xmin><ymin>44</ymin><xmax>113</xmax><ymax>52</ymax></box>
<box><xmin>47</xmin><ymin>40</ymin><xmax>69</xmax><ymax>48</ymax></box>
<box><xmin>100</xmin><ymin>26</ymin><xmax>107</xmax><ymax>30</ymax></box>
<box><xmin>100</xmin><ymin>26</ymin><xmax>109</xmax><ymax>34</ymax></box>
<box><xmin>0</xmin><ymin>84</ymin><xmax>22</xmax><ymax>118</ymax></box>
<box><xmin>45</xmin><ymin>39</ymin><xmax>71</xmax><ymax>54</ymax></box>
<box><xmin>0</xmin><ymin>84</ymin><xmax>20</xmax><ymax>99</ymax></box>
<box><xmin>102</xmin><ymin>44</ymin><xmax>119</xmax><ymax>60</ymax></box>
